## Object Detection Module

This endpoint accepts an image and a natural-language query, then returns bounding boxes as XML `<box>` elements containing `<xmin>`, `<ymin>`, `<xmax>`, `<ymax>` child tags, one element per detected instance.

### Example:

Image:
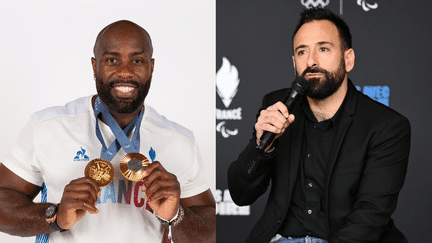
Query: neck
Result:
<box><xmin>106</xmin><ymin>108</ymin><xmax>142</xmax><ymax>129</ymax></box>
<box><xmin>307</xmin><ymin>79</ymin><xmax>348</xmax><ymax>122</ymax></box>
<box><xmin>92</xmin><ymin>95</ymin><xmax>143</xmax><ymax>129</ymax></box>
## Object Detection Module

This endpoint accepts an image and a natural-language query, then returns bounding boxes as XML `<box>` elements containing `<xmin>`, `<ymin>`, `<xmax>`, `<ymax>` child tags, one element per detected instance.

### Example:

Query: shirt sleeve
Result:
<box><xmin>179</xmin><ymin>141</ymin><xmax>209</xmax><ymax>199</ymax></box>
<box><xmin>2</xmin><ymin>115</ymin><xmax>44</xmax><ymax>187</ymax></box>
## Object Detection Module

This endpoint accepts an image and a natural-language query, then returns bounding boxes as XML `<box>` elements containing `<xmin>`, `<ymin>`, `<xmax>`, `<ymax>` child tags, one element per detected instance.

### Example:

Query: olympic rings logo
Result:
<box><xmin>301</xmin><ymin>0</ymin><xmax>330</xmax><ymax>8</ymax></box>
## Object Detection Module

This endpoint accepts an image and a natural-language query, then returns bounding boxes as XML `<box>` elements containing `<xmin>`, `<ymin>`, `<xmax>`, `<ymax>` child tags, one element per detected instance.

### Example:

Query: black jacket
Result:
<box><xmin>228</xmin><ymin>80</ymin><xmax>410</xmax><ymax>243</ymax></box>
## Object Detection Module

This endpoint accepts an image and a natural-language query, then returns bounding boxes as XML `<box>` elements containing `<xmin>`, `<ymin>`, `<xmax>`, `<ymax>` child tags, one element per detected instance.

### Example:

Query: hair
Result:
<box><xmin>292</xmin><ymin>7</ymin><xmax>352</xmax><ymax>50</ymax></box>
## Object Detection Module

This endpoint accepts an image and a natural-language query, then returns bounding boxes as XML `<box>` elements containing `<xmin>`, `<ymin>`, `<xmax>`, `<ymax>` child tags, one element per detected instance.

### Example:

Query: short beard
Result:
<box><xmin>96</xmin><ymin>75</ymin><xmax>151</xmax><ymax>114</ymax></box>
<box><xmin>296</xmin><ymin>57</ymin><xmax>346</xmax><ymax>100</ymax></box>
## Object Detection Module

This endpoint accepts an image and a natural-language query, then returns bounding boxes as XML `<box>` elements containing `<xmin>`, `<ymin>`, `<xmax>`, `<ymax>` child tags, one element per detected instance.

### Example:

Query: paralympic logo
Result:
<box><xmin>216</xmin><ymin>57</ymin><xmax>241</xmax><ymax>138</ymax></box>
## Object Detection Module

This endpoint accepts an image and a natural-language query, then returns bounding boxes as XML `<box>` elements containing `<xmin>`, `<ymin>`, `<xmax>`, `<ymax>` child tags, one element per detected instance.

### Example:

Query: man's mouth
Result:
<box><xmin>114</xmin><ymin>86</ymin><xmax>135</xmax><ymax>94</ymax></box>
<box><xmin>305</xmin><ymin>72</ymin><xmax>324</xmax><ymax>78</ymax></box>
<box><xmin>112</xmin><ymin>83</ymin><xmax>137</xmax><ymax>98</ymax></box>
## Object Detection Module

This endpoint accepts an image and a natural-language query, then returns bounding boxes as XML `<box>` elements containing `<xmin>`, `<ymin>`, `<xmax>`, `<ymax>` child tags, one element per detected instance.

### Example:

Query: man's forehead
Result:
<box><xmin>96</xmin><ymin>36</ymin><xmax>149</xmax><ymax>57</ymax></box>
<box><xmin>94</xmin><ymin>21</ymin><xmax>152</xmax><ymax>57</ymax></box>
<box><xmin>293</xmin><ymin>20</ymin><xmax>340</xmax><ymax>48</ymax></box>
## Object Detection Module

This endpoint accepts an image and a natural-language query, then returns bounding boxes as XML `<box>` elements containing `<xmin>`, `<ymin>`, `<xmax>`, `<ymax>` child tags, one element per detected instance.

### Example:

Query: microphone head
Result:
<box><xmin>291</xmin><ymin>77</ymin><xmax>309</xmax><ymax>94</ymax></box>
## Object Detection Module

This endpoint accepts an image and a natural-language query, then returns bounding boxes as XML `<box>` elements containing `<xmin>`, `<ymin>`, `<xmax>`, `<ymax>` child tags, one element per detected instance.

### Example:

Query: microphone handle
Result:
<box><xmin>257</xmin><ymin>131</ymin><xmax>276</xmax><ymax>150</ymax></box>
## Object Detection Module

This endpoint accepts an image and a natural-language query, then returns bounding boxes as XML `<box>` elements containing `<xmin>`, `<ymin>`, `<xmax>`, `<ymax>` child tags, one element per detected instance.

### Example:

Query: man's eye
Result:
<box><xmin>107</xmin><ymin>58</ymin><xmax>116</xmax><ymax>63</ymax></box>
<box><xmin>297</xmin><ymin>50</ymin><xmax>306</xmax><ymax>56</ymax></box>
<box><xmin>320</xmin><ymin>47</ymin><xmax>329</xmax><ymax>52</ymax></box>
<box><xmin>133</xmin><ymin>59</ymin><xmax>143</xmax><ymax>64</ymax></box>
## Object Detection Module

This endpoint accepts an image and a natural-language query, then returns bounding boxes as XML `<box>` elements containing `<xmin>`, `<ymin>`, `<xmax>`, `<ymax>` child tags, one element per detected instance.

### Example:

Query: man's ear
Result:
<box><xmin>292</xmin><ymin>55</ymin><xmax>296</xmax><ymax>75</ymax></box>
<box><xmin>344</xmin><ymin>48</ymin><xmax>355</xmax><ymax>73</ymax></box>
<box><xmin>91</xmin><ymin>57</ymin><xmax>97</xmax><ymax>80</ymax></box>
<box><xmin>150</xmin><ymin>58</ymin><xmax>155</xmax><ymax>74</ymax></box>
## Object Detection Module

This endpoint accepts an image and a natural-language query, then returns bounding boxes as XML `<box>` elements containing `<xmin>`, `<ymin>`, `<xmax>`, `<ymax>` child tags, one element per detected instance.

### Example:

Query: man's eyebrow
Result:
<box><xmin>102</xmin><ymin>51</ymin><xmax>120</xmax><ymax>56</ymax></box>
<box><xmin>317</xmin><ymin>41</ymin><xmax>334</xmax><ymax>46</ymax></box>
<box><xmin>101</xmin><ymin>50</ymin><xmax>147</xmax><ymax>57</ymax></box>
<box><xmin>294</xmin><ymin>44</ymin><xmax>308</xmax><ymax>52</ymax></box>
<box><xmin>130</xmin><ymin>50</ymin><xmax>146</xmax><ymax>56</ymax></box>
<box><xmin>294</xmin><ymin>42</ymin><xmax>335</xmax><ymax>52</ymax></box>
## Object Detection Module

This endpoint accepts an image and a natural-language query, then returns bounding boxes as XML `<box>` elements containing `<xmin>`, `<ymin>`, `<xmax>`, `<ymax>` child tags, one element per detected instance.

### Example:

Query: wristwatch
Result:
<box><xmin>45</xmin><ymin>204</ymin><xmax>68</xmax><ymax>232</ymax></box>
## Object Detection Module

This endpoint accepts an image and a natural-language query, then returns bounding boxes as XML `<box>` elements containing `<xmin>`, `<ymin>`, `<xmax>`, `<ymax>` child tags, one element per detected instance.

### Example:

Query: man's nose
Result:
<box><xmin>116</xmin><ymin>65</ymin><xmax>134</xmax><ymax>80</ymax></box>
<box><xmin>306</xmin><ymin>50</ymin><xmax>318</xmax><ymax>68</ymax></box>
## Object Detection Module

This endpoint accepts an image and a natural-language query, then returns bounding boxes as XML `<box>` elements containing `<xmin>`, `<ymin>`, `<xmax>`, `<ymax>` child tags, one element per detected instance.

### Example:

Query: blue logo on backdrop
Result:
<box><xmin>73</xmin><ymin>147</ymin><xmax>90</xmax><ymax>161</ymax></box>
<box><xmin>356</xmin><ymin>85</ymin><xmax>390</xmax><ymax>106</ymax></box>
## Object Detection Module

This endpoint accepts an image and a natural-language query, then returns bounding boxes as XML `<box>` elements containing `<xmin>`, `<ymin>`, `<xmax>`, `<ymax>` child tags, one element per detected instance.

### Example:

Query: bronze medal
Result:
<box><xmin>120</xmin><ymin>153</ymin><xmax>150</xmax><ymax>181</ymax></box>
<box><xmin>84</xmin><ymin>158</ymin><xmax>115</xmax><ymax>188</ymax></box>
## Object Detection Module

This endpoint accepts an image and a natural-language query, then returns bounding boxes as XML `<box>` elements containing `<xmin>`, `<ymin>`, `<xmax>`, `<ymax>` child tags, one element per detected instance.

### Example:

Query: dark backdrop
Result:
<box><xmin>216</xmin><ymin>1</ymin><xmax>432</xmax><ymax>242</ymax></box>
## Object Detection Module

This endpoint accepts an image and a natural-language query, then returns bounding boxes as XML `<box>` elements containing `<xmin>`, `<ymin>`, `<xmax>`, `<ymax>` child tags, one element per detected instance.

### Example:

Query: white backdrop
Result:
<box><xmin>0</xmin><ymin>1</ymin><xmax>215</xmax><ymax>242</ymax></box>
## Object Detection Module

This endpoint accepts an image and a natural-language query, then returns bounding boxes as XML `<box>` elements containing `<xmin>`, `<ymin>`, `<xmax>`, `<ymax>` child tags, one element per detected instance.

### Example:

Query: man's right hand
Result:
<box><xmin>57</xmin><ymin>177</ymin><xmax>100</xmax><ymax>230</ymax></box>
<box><xmin>255</xmin><ymin>101</ymin><xmax>295</xmax><ymax>151</ymax></box>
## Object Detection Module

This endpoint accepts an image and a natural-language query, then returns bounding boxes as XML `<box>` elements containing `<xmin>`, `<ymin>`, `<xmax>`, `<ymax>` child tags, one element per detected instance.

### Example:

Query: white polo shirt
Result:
<box><xmin>2</xmin><ymin>96</ymin><xmax>209</xmax><ymax>243</ymax></box>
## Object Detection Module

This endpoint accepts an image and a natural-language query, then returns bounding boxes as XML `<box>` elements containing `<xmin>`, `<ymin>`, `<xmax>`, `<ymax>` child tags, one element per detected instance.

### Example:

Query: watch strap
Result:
<box><xmin>46</xmin><ymin>204</ymin><xmax>68</xmax><ymax>232</ymax></box>
<box><xmin>48</xmin><ymin>218</ymin><xmax>68</xmax><ymax>232</ymax></box>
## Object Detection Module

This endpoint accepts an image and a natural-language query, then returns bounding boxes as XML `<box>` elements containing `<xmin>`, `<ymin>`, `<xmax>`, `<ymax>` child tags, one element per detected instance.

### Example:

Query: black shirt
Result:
<box><xmin>277</xmin><ymin>96</ymin><xmax>346</xmax><ymax>239</ymax></box>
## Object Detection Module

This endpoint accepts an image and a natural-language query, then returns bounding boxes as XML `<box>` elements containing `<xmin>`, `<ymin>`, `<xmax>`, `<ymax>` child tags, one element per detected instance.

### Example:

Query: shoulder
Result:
<box><xmin>144</xmin><ymin>104</ymin><xmax>195</xmax><ymax>143</ymax></box>
<box><xmin>356</xmin><ymin>91</ymin><xmax>409</xmax><ymax>124</ymax></box>
<box><xmin>32</xmin><ymin>96</ymin><xmax>91</xmax><ymax>123</ymax></box>
<box><xmin>351</xmin><ymin>91</ymin><xmax>410</xmax><ymax>138</ymax></box>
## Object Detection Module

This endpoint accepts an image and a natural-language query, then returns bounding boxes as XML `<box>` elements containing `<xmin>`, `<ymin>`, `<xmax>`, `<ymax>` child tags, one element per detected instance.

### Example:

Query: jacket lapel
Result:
<box><xmin>324</xmin><ymin>80</ymin><xmax>357</xmax><ymax>234</ymax></box>
<box><xmin>325</xmin><ymin>80</ymin><xmax>357</xmax><ymax>180</ymax></box>
<box><xmin>276</xmin><ymin>104</ymin><xmax>305</xmax><ymax>195</ymax></box>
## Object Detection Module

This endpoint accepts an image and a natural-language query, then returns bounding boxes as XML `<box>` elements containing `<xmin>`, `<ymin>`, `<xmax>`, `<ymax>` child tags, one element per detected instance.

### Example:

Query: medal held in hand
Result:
<box><xmin>120</xmin><ymin>152</ymin><xmax>150</xmax><ymax>181</ymax></box>
<box><xmin>84</xmin><ymin>158</ymin><xmax>115</xmax><ymax>187</ymax></box>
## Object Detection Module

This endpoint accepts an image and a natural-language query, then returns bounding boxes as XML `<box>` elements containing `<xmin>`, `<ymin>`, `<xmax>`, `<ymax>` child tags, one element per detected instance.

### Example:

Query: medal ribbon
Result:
<box><xmin>94</xmin><ymin>96</ymin><xmax>143</xmax><ymax>161</ymax></box>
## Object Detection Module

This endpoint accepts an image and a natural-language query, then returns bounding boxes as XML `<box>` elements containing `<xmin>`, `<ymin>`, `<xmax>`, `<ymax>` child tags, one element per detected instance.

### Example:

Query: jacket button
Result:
<box><xmin>277</xmin><ymin>219</ymin><xmax>282</xmax><ymax>224</ymax></box>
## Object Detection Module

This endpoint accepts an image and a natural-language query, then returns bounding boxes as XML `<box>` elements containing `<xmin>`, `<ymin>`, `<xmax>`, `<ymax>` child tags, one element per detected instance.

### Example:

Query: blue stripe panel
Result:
<box><xmin>36</xmin><ymin>184</ymin><xmax>49</xmax><ymax>243</ymax></box>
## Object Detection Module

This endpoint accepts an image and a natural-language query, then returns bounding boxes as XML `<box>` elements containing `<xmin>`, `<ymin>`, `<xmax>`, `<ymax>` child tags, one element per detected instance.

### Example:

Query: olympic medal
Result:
<box><xmin>84</xmin><ymin>158</ymin><xmax>115</xmax><ymax>188</ymax></box>
<box><xmin>120</xmin><ymin>153</ymin><xmax>150</xmax><ymax>181</ymax></box>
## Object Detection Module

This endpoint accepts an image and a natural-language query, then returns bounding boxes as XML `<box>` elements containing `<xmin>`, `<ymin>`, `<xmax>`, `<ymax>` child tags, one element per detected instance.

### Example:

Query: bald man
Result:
<box><xmin>0</xmin><ymin>20</ymin><xmax>215</xmax><ymax>243</ymax></box>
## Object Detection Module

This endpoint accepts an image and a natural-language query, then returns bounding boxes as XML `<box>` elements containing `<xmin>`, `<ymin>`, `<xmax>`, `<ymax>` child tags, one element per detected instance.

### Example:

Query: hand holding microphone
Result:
<box><xmin>256</xmin><ymin>77</ymin><xmax>309</xmax><ymax>151</ymax></box>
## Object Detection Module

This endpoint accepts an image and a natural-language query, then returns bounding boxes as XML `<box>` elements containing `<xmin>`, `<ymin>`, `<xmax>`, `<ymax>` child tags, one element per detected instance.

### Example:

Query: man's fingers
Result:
<box><xmin>287</xmin><ymin>114</ymin><xmax>295</xmax><ymax>124</ymax></box>
<box><xmin>145</xmin><ymin>184</ymin><xmax>179</xmax><ymax>203</ymax></box>
<box><xmin>63</xmin><ymin>182</ymin><xmax>99</xmax><ymax>204</ymax></box>
<box><xmin>144</xmin><ymin>177</ymin><xmax>180</xmax><ymax>200</ymax></box>
<box><xmin>65</xmin><ymin>198</ymin><xmax>99</xmax><ymax>213</ymax></box>
<box><xmin>62</xmin><ymin>190</ymin><xmax>98</xmax><ymax>208</ymax></box>
<box><xmin>57</xmin><ymin>177</ymin><xmax>101</xmax><ymax>229</ymax></box>
<box><xmin>140</xmin><ymin>161</ymin><xmax>164</xmax><ymax>178</ymax></box>
<box><xmin>271</xmin><ymin>101</ymin><xmax>289</xmax><ymax>118</ymax></box>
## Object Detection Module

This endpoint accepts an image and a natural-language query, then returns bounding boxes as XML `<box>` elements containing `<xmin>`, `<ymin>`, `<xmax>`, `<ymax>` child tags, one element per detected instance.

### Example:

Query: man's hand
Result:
<box><xmin>255</xmin><ymin>101</ymin><xmax>295</xmax><ymax>151</ymax></box>
<box><xmin>57</xmin><ymin>177</ymin><xmax>100</xmax><ymax>230</ymax></box>
<box><xmin>141</xmin><ymin>161</ymin><xmax>181</xmax><ymax>221</ymax></box>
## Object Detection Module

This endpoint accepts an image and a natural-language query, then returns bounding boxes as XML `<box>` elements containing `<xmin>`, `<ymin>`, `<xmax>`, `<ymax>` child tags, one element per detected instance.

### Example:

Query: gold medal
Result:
<box><xmin>120</xmin><ymin>153</ymin><xmax>150</xmax><ymax>181</ymax></box>
<box><xmin>84</xmin><ymin>158</ymin><xmax>115</xmax><ymax>188</ymax></box>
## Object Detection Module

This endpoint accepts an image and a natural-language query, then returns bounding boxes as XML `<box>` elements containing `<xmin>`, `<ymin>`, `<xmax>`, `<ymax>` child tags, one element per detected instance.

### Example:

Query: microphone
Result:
<box><xmin>256</xmin><ymin>77</ymin><xmax>309</xmax><ymax>150</ymax></box>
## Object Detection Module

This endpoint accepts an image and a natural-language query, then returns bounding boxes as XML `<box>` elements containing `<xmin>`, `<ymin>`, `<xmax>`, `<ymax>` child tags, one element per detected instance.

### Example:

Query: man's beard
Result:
<box><xmin>296</xmin><ymin>57</ymin><xmax>346</xmax><ymax>100</ymax></box>
<box><xmin>96</xmin><ymin>75</ymin><xmax>151</xmax><ymax>114</ymax></box>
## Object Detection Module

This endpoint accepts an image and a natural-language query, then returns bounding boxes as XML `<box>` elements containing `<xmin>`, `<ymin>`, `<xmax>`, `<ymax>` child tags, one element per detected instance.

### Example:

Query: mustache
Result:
<box><xmin>301</xmin><ymin>66</ymin><xmax>328</xmax><ymax>77</ymax></box>
<box><xmin>105</xmin><ymin>78</ymin><xmax>140</xmax><ymax>87</ymax></box>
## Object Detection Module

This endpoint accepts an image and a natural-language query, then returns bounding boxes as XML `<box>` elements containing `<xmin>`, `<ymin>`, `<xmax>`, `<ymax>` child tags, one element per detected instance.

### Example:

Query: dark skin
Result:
<box><xmin>0</xmin><ymin>21</ymin><xmax>215</xmax><ymax>242</ymax></box>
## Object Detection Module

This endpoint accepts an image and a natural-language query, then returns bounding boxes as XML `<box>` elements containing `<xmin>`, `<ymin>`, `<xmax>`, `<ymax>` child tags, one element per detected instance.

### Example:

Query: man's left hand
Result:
<box><xmin>141</xmin><ymin>161</ymin><xmax>180</xmax><ymax>220</ymax></box>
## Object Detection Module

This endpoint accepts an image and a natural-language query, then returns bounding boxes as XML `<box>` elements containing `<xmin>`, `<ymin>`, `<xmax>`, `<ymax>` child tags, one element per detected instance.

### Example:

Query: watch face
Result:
<box><xmin>45</xmin><ymin>205</ymin><xmax>57</xmax><ymax>218</ymax></box>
